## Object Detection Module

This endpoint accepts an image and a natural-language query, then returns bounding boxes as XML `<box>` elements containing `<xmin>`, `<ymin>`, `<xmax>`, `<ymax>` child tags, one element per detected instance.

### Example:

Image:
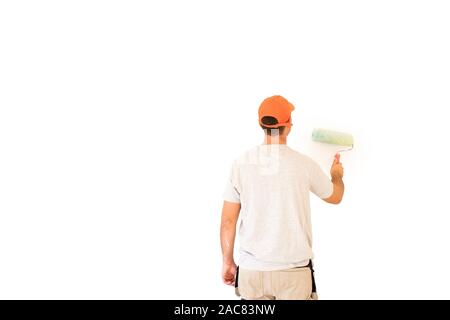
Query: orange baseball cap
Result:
<box><xmin>258</xmin><ymin>95</ymin><xmax>295</xmax><ymax>128</ymax></box>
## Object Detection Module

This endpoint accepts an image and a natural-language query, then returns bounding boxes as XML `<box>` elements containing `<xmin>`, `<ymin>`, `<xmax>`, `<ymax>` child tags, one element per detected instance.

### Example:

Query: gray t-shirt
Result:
<box><xmin>223</xmin><ymin>144</ymin><xmax>333</xmax><ymax>271</ymax></box>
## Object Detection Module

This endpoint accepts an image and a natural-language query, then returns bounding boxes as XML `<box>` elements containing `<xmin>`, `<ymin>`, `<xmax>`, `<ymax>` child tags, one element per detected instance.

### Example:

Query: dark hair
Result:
<box><xmin>260</xmin><ymin>116</ymin><xmax>285</xmax><ymax>136</ymax></box>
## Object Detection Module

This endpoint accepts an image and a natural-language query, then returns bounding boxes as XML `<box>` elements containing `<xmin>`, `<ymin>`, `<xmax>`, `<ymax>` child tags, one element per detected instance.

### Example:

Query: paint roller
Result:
<box><xmin>311</xmin><ymin>128</ymin><xmax>354</xmax><ymax>162</ymax></box>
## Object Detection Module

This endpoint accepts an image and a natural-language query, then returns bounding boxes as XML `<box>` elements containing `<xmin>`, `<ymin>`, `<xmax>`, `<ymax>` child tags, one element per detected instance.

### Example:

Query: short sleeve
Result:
<box><xmin>223</xmin><ymin>163</ymin><xmax>241</xmax><ymax>203</ymax></box>
<box><xmin>309</xmin><ymin>160</ymin><xmax>333</xmax><ymax>199</ymax></box>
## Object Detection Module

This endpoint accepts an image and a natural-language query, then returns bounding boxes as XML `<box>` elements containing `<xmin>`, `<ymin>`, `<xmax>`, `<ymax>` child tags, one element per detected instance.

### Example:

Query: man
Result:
<box><xmin>220</xmin><ymin>95</ymin><xmax>344</xmax><ymax>300</ymax></box>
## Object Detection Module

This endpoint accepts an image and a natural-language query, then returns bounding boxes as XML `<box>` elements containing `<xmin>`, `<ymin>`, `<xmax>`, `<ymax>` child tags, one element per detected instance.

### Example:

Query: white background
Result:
<box><xmin>1</xmin><ymin>0</ymin><xmax>450</xmax><ymax>299</ymax></box>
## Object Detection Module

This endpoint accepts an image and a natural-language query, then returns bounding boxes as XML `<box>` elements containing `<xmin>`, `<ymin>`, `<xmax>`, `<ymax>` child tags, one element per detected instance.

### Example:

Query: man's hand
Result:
<box><xmin>330</xmin><ymin>153</ymin><xmax>344</xmax><ymax>179</ymax></box>
<box><xmin>222</xmin><ymin>260</ymin><xmax>237</xmax><ymax>286</ymax></box>
<box><xmin>324</xmin><ymin>153</ymin><xmax>345</xmax><ymax>204</ymax></box>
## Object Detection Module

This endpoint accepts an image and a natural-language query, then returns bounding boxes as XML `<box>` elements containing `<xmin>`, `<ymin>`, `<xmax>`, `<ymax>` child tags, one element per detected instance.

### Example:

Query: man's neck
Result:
<box><xmin>264</xmin><ymin>135</ymin><xmax>287</xmax><ymax>145</ymax></box>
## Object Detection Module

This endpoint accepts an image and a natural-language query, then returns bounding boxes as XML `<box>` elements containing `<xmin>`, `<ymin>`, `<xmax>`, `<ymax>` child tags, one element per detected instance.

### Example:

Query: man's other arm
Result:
<box><xmin>220</xmin><ymin>201</ymin><xmax>240</xmax><ymax>286</ymax></box>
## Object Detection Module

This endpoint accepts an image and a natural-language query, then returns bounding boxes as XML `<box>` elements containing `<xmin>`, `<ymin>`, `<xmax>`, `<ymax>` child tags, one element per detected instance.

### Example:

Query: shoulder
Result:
<box><xmin>286</xmin><ymin>147</ymin><xmax>316</xmax><ymax>165</ymax></box>
<box><xmin>233</xmin><ymin>146</ymin><xmax>261</xmax><ymax>167</ymax></box>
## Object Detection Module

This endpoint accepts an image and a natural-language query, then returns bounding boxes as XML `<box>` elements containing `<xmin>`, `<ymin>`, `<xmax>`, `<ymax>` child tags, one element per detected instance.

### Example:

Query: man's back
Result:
<box><xmin>224</xmin><ymin>144</ymin><xmax>333</xmax><ymax>271</ymax></box>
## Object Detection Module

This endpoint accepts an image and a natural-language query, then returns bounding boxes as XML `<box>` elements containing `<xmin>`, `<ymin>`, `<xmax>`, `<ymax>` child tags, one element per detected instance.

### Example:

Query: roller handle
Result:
<box><xmin>335</xmin><ymin>153</ymin><xmax>341</xmax><ymax>163</ymax></box>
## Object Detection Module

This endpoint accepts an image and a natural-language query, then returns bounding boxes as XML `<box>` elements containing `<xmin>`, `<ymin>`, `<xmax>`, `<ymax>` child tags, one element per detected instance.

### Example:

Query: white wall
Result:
<box><xmin>1</xmin><ymin>0</ymin><xmax>449</xmax><ymax>299</ymax></box>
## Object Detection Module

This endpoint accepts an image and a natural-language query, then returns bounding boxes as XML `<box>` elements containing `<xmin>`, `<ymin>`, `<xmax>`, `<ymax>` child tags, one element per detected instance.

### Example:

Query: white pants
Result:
<box><xmin>236</xmin><ymin>266</ymin><xmax>318</xmax><ymax>300</ymax></box>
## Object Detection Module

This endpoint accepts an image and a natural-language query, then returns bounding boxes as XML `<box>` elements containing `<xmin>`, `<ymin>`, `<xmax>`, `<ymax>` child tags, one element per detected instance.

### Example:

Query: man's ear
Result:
<box><xmin>285</xmin><ymin>126</ymin><xmax>291</xmax><ymax>136</ymax></box>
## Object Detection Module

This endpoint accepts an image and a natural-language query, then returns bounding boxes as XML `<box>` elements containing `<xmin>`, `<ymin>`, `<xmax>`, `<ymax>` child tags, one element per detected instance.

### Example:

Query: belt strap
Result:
<box><xmin>235</xmin><ymin>266</ymin><xmax>239</xmax><ymax>288</ymax></box>
<box><xmin>307</xmin><ymin>260</ymin><xmax>317</xmax><ymax>294</ymax></box>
